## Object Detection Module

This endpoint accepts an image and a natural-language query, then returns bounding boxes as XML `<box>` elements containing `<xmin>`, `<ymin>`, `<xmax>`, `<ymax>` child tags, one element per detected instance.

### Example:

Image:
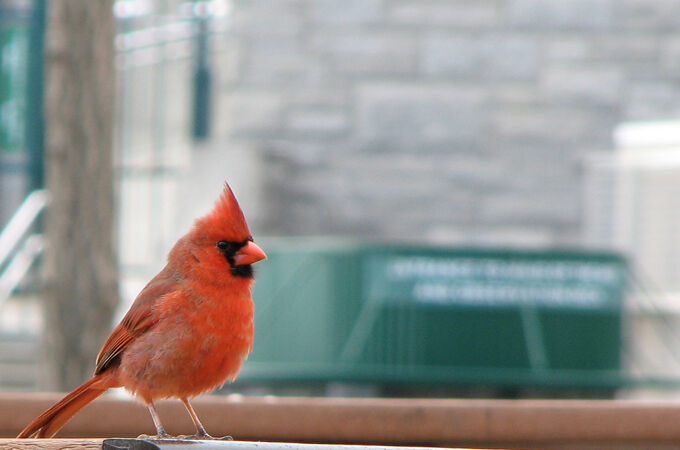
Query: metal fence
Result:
<box><xmin>0</xmin><ymin>0</ymin><xmax>232</xmax><ymax>390</ymax></box>
<box><xmin>114</xmin><ymin>3</ymin><xmax>230</xmax><ymax>288</ymax></box>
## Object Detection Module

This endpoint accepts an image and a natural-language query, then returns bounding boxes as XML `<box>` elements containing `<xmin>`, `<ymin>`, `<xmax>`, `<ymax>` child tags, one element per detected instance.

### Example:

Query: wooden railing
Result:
<box><xmin>2</xmin><ymin>394</ymin><xmax>680</xmax><ymax>449</ymax></box>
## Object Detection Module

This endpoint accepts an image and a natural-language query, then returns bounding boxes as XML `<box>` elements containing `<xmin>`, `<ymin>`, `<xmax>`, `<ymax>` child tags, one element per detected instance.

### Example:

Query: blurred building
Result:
<box><xmin>216</xmin><ymin>0</ymin><xmax>680</xmax><ymax>248</ymax></box>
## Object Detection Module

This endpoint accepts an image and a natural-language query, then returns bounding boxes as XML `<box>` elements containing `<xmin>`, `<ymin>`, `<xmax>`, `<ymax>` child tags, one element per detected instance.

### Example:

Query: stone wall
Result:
<box><xmin>216</xmin><ymin>0</ymin><xmax>680</xmax><ymax>246</ymax></box>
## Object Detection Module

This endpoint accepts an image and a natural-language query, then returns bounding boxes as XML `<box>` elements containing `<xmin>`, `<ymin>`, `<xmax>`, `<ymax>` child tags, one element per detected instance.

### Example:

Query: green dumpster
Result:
<box><xmin>242</xmin><ymin>240</ymin><xmax>628</xmax><ymax>390</ymax></box>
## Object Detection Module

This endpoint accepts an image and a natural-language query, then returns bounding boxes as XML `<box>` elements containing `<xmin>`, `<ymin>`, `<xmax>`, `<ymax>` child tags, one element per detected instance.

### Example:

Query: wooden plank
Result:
<box><xmin>0</xmin><ymin>439</ymin><xmax>491</xmax><ymax>450</ymax></box>
<box><xmin>0</xmin><ymin>438</ymin><xmax>101</xmax><ymax>449</ymax></box>
<box><xmin>3</xmin><ymin>394</ymin><xmax>680</xmax><ymax>447</ymax></box>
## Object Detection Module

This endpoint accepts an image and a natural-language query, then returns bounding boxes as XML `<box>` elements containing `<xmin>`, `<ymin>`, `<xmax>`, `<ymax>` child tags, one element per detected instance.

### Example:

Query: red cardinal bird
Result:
<box><xmin>18</xmin><ymin>184</ymin><xmax>266</xmax><ymax>439</ymax></box>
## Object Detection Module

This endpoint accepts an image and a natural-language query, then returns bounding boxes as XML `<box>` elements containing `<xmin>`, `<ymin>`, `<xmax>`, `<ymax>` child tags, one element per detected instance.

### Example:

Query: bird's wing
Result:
<box><xmin>94</xmin><ymin>268</ymin><xmax>178</xmax><ymax>375</ymax></box>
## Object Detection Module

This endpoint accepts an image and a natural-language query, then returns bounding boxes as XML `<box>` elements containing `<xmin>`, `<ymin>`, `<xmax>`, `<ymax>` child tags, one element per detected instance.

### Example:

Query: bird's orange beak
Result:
<box><xmin>234</xmin><ymin>241</ymin><xmax>267</xmax><ymax>266</ymax></box>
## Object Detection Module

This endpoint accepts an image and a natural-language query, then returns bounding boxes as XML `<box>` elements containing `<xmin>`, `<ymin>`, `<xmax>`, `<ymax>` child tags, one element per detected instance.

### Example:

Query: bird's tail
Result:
<box><xmin>17</xmin><ymin>373</ymin><xmax>114</xmax><ymax>438</ymax></box>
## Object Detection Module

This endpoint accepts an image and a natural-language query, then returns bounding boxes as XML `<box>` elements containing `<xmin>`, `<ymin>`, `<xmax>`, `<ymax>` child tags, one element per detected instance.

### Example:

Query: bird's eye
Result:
<box><xmin>216</xmin><ymin>241</ymin><xmax>229</xmax><ymax>251</ymax></box>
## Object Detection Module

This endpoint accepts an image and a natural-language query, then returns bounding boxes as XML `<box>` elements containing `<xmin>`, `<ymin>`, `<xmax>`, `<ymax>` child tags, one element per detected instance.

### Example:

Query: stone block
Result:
<box><xmin>285</xmin><ymin>85</ymin><xmax>349</xmax><ymax>109</ymax></box>
<box><xmin>333</xmin><ymin>152</ymin><xmax>505</xmax><ymax>188</ymax></box>
<box><xmin>504</xmin><ymin>0</ymin><xmax>614</xmax><ymax>30</ymax></box>
<box><xmin>624</xmin><ymin>81</ymin><xmax>680</xmax><ymax>120</ymax></box>
<box><xmin>310</xmin><ymin>0</ymin><xmax>385</xmax><ymax>25</ymax></box>
<box><xmin>593</xmin><ymin>34</ymin><xmax>658</xmax><ymax>61</ymax></box>
<box><xmin>540</xmin><ymin>65</ymin><xmax>623</xmax><ymax>107</ymax></box>
<box><xmin>492</xmin><ymin>107</ymin><xmax>600</xmax><ymax>143</ymax></box>
<box><xmin>426</xmin><ymin>225</ymin><xmax>559</xmax><ymax>248</ymax></box>
<box><xmin>242</xmin><ymin>39</ymin><xmax>327</xmax><ymax>86</ymax></box>
<box><xmin>356</xmin><ymin>83</ymin><xmax>490</xmax><ymax>142</ymax></box>
<box><xmin>543</xmin><ymin>37</ymin><xmax>590</xmax><ymax>62</ymax></box>
<box><xmin>284</xmin><ymin>107</ymin><xmax>349</xmax><ymax>136</ymax></box>
<box><xmin>229</xmin><ymin>2</ymin><xmax>303</xmax><ymax>37</ymax></box>
<box><xmin>491</xmin><ymin>84</ymin><xmax>540</xmax><ymax>105</ymax></box>
<box><xmin>389</xmin><ymin>0</ymin><xmax>499</xmax><ymax>28</ymax></box>
<box><xmin>661</xmin><ymin>36</ymin><xmax>680</xmax><ymax>75</ymax></box>
<box><xmin>618</xmin><ymin>0</ymin><xmax>680</xmax><ymax>30</ymax></box>
<box><xmin>479</xmin><ymin>188</ymin><xmax>579</xmax><ymax>226</ymax></box>
<box><xmin>225</xmin><ymin>90</ymin><xmax>284</xmax><ymax>135</ymax></box>
<box><xmin>422</xmin><ymin>33</ymin><xmax>539</xmax><ymax>80</ymax></box>
<box><xmin>311</xmin><ymin>31</ymin><xmax>417</xmax><ymax>75</ymax></box>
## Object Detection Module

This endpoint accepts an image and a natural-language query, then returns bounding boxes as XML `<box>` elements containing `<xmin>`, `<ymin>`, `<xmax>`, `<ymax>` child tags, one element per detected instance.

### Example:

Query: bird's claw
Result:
<box><xmin>137</xmin><ymin>432</ymin><xmax>175</xmax><ymax>440</ymax></box>
<box><xmin>176</xmin><ymin>434</ymin><xmax>203</xmax><ymax>440</ymax></box>
<box><xmin>176</xmin><ymin>433</ymin><xmax>233</xmax><ymax>441</ymax></box>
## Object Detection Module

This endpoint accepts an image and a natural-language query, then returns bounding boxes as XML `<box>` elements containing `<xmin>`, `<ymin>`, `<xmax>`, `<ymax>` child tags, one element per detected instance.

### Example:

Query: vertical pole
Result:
<box><xmin>24</xmin><ymin>0</ymin><xmax>46</xmax><ymax>191</ymax></box>
<box><xmin>191</xmin><ymin>3</ymin><xmax>211</xmax><ymax>141</ymax></box>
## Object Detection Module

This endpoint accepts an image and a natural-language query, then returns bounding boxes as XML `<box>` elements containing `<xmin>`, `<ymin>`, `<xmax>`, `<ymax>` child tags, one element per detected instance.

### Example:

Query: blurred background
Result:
<box><xmin>2</xmin><ymin>0</ymin><xmax>680</xmax><ymax>400</ymax></box>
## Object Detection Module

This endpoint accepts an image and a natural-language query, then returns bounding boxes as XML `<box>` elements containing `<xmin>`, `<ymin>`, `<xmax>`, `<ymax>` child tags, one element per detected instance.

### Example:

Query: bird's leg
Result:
<box><xmin>141</xmin><ymin>401</ymin><xmax>172</xmax><ymax>439</ymax></box>
<box><xmin>180</xmin><ymin>398</ymin><xmax>212</xmax><ymax>439</ymax></box>
<box><xmin>180</xmin><ymin>398</ymin><xmax>232</xmax><ymax>440</ymax></box>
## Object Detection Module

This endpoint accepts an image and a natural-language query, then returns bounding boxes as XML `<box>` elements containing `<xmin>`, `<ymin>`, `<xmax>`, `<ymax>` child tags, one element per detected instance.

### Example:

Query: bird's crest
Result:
<box><xmin>194</xmin><ymin>183</ymin><xmax>251</xmax><ymax>241</ymax></box>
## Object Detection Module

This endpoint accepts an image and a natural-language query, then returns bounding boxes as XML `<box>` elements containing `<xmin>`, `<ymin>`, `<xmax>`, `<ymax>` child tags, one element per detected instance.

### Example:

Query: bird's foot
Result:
<box><xmin>137</xmin><ymin>432</ymin><xmax>175</xmax><ymax>440</ymax></box>
<box><xmin>176</xmin><ymin>433</ymin><xmax>233</xmax><ymax>441</ymax></box>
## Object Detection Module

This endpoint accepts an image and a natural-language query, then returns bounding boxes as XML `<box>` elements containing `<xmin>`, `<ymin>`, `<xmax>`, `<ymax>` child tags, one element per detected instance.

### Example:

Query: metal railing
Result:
<box><xmin>0</xmin><ymin>189</ymin><xmax>47</xmax><ymax>309</ymax></box>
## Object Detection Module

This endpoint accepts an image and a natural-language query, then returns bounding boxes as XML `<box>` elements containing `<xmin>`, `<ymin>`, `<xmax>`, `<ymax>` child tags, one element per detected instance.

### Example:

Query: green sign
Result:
<box><xmin>244</xmin><ymin>243</ymin><xmax>627</xmax><ymax>388</ymax></box>
<box><xmin>366</xmin><ymin>252</ymin><xmax>627</xmax><ymax>309</ymax></box>
<box><xmin>0</xmin><ymin>25</ymin><xmax>28</xmax><ymax>154</ymax></box>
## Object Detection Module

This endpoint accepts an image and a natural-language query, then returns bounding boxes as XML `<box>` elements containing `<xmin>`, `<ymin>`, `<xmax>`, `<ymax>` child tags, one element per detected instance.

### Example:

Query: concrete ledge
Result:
<box><xmin>3</xmin><ymin>394</ymin><xmax>680</xmax><ymax>448</ymax></box>
<box><xmin>0</xmin><ymin>439</ymin><xmax>487</xmax><ymax>450</ymax></box>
